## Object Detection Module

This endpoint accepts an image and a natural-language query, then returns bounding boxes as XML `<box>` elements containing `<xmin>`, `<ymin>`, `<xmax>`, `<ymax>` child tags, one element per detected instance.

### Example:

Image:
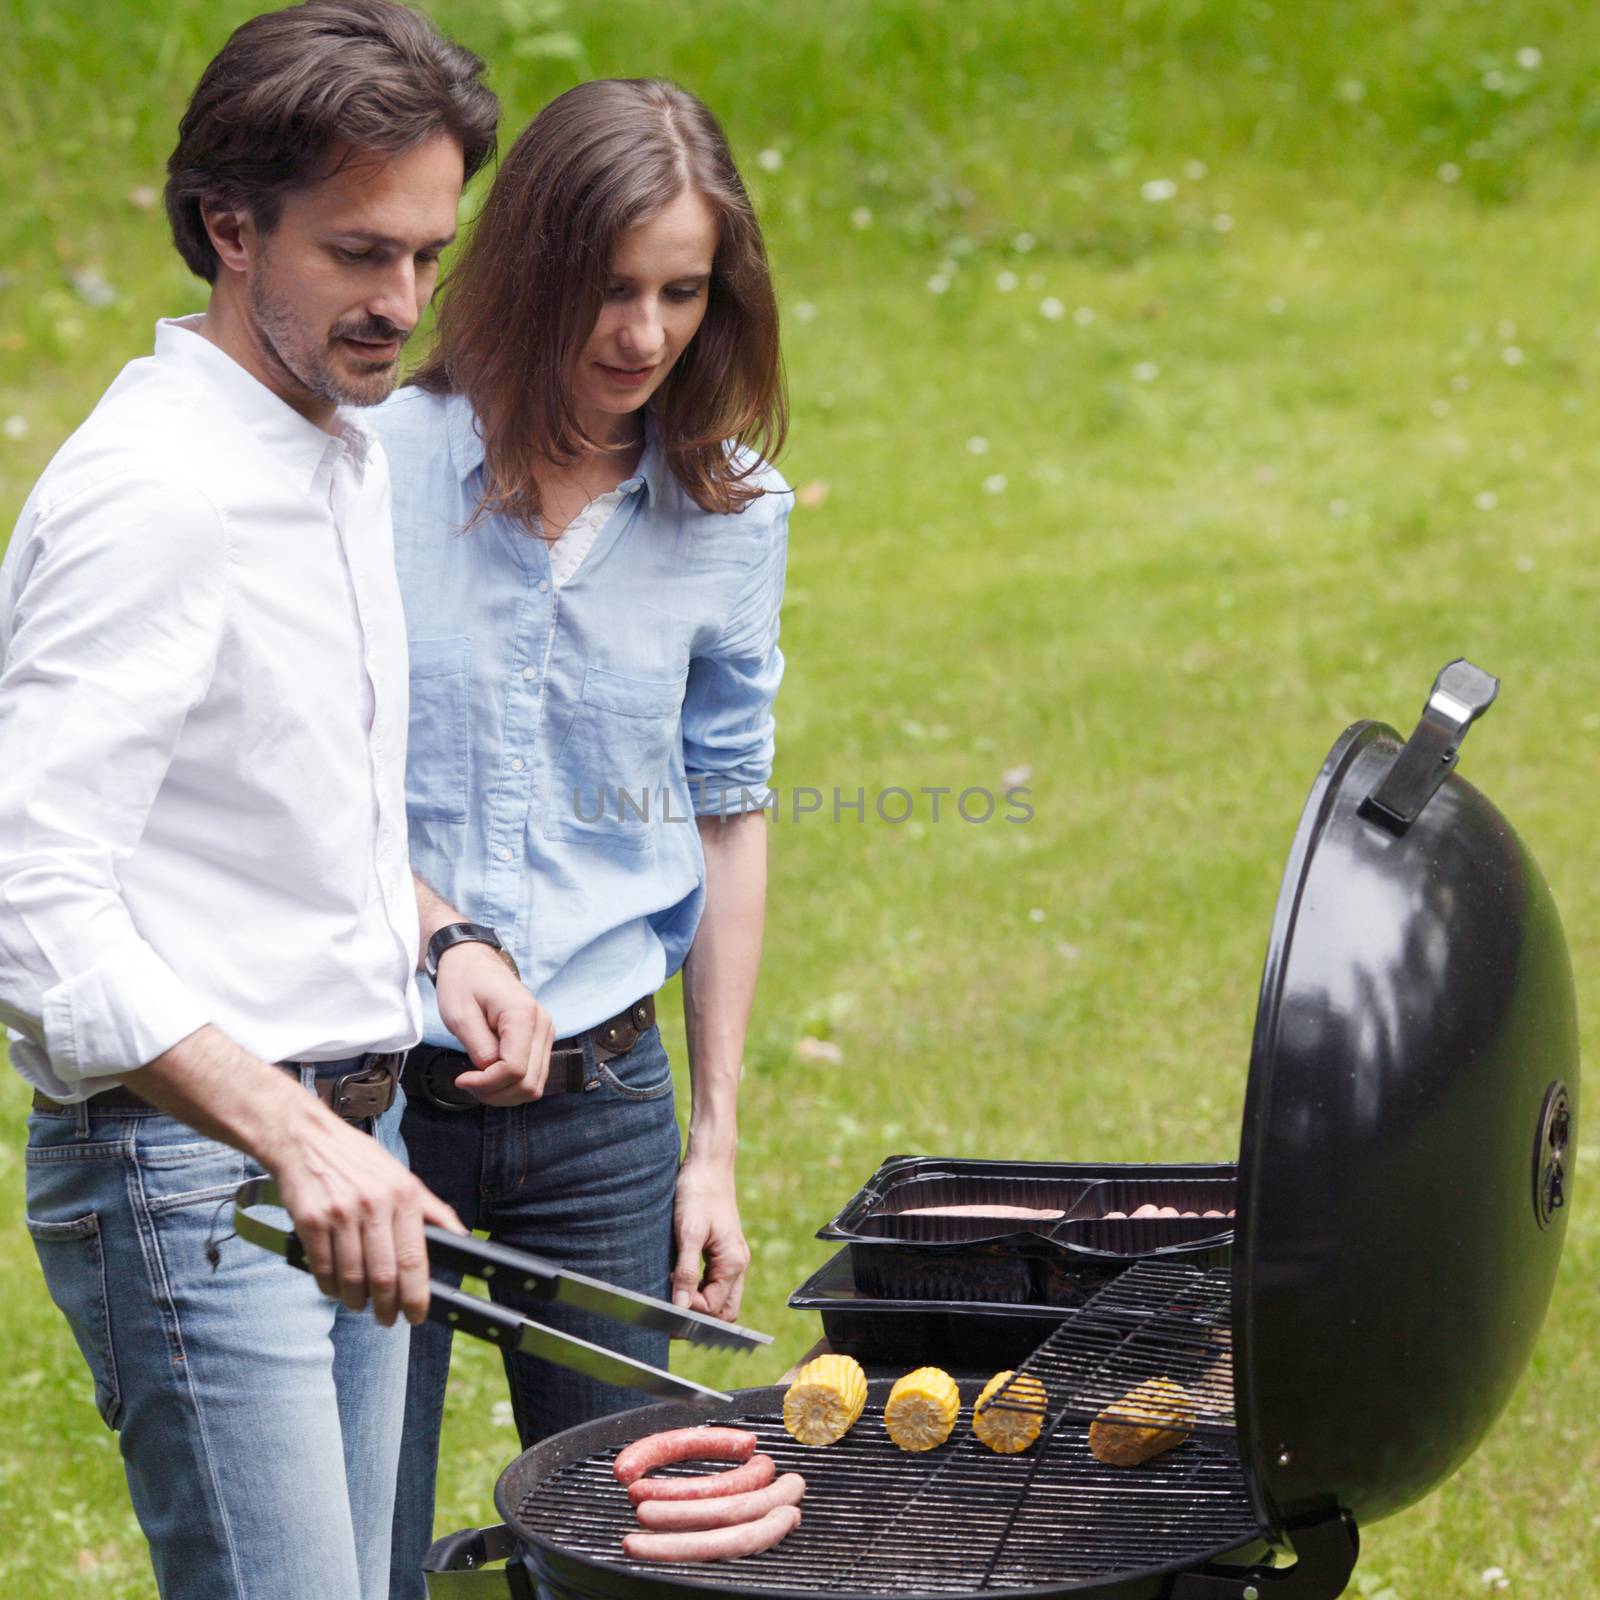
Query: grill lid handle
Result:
<box><xmin>1358</xmin><ymin>658</ymin><xmax>1499</xmax><ymax>835</ymax></box>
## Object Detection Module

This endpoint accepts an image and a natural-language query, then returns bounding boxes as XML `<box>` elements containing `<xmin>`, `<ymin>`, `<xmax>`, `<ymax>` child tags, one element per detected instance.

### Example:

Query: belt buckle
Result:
<box><xmin>417</xmin><ymin>1052</ymin><xmax>478</xmax><ymax>1113</ymax></box>
<box><xmin>331</xmin><ymin>1055</ymin><xmax>399</xmax><ymax>1120</ymax></box>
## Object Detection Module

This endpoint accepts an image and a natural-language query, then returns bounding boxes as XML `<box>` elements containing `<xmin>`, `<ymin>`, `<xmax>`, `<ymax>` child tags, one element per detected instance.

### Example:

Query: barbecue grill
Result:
<box><xmin>420</xmin><ymin>661</ymin><xmax>1578</xmax><ymax>1600</ymax></box>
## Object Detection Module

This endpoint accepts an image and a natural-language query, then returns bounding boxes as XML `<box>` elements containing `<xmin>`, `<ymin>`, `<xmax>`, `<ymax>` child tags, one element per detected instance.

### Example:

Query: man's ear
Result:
<box><xmin>201</xmin><ymin>200</ymin><xmax>257</xmax><ymax>276</ymax></box>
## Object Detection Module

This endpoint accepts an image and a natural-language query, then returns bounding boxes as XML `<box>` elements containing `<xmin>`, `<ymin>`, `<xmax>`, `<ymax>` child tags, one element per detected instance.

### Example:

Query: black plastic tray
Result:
<box><xmin>787</xmin><ymin>1247</ymin><xmax>1094</xmax><ymax>1368</ymax></box>
<box><xmin>817</xmin><ymin>1156</ymin><xmax>1236</xmax><ymax>1304</ymax></box>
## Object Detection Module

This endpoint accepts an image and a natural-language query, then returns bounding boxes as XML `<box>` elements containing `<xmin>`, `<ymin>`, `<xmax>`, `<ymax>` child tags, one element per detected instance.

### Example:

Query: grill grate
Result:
<box><xmin>982</xmin><ymin>1262</ymin><xmax>1235</xmax><ymax>1439</ymax></box>
<box><xmin>517</xmin><ymin>1264</ymin><xmax>1261</xmax><ymax>1595</ymax></box>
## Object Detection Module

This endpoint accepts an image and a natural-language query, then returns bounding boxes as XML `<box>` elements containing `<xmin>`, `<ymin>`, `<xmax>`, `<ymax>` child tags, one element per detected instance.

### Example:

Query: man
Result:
<box><xmin>0</xmin><ymin>5</ymin><xmax>552</xmax><ymax>1597</ymax></box>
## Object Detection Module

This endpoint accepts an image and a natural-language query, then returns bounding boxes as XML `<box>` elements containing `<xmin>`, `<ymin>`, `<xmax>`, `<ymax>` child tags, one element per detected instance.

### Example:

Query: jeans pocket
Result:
<box><xmin>26</xmin><ymin>1211</ymin><xmax>123</xmax><ymax>1430</ymax></box>
<box><xmin>594</xmin><ymin>1030</ymin><xmax>675</xmax><ymax>1101</ymax></box>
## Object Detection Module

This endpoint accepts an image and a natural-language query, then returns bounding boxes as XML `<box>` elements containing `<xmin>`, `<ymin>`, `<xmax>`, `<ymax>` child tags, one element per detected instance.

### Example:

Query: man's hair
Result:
<box><xmin>166</xmin><ymin>0</ymin><xmax>498</xmax><ymax>282</ymax></box>
<box><xmin>412</xmin><ymin>77</ymin><xmax>786</xmax><ymax>521</ymax></box>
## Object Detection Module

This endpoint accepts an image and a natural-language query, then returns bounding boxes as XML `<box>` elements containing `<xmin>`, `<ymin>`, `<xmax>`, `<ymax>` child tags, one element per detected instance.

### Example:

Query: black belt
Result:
<box><xmin>30</xmin><ymin>1052</ymin><xmax>404</xmax><ymax>1123</ymax></box>
<box><xmin>403</xmin><ymin>993</ymin><xmax>656</xmax><ymax>1111</ymax></box>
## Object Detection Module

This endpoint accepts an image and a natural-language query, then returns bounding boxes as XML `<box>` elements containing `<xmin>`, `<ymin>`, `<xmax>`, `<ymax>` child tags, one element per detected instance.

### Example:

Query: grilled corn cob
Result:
<box><xmin>783</xmin><ymin>1353</ymin><xmax>867</xmax><ymax>1445</ymax></box>
<box><xmin>972</xmin><ymin>1370</ymin><xmax>1047</xmax><ymax>1454</ymax></box>
<box><xmin>1087</xmin><ymin>1377</ymin><xmax>1196</xmax><ymax>1466</ymax></box>
<box><xmin>884</xmin><ymin>1366</ymin><xmax>960</xmax><ymax>1452</ymax></box>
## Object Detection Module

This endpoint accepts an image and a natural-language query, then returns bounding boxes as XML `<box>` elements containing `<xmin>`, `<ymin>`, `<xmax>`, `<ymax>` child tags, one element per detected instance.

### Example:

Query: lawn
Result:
<box><xmin>2</xmin><ymin>1</ymin><xmax>1598</xmax><ymax>1595</ymax></box>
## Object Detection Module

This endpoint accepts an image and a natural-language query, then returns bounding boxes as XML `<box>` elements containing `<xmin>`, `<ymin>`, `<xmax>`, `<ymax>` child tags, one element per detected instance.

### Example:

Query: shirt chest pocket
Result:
<box><xmin>544</xmin><ymin>664</ymin><xmax>686</xmax><ymax>851</ymax></box>
<box><xmin>406</xmin><ymin>636</ymin><xmax>471</xmax><ymax>824</ymax></box>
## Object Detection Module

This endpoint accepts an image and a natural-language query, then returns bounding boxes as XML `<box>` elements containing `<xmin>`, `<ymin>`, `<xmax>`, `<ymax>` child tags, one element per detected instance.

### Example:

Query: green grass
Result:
<box><xmin>3</xmin><ymin>1</ymin><xmax>1599</xmax><ymax>1594</ymax></box>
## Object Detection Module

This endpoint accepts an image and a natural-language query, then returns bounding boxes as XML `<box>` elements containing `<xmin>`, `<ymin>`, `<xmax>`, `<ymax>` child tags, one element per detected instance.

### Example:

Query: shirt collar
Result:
<box><xmin>445</xmin><ymin>393</ymin><xmax>664</xmax><ymax>508</ymax></box>
<box><xmin>154</xmin><ymin>316</ymin><xmax>372</xmax><ymax>490</ymax></box>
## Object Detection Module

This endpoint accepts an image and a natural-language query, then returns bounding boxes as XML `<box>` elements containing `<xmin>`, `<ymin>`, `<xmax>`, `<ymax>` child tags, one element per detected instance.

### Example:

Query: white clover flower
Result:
<box><xmin>926</xmin><ymin>273</ymin><xmax>950</xmax><ymax>295</ymax></box>
<box><xmin>1482</xmin><ymin>69</ymin><xmax>1505</xmax><ymax>92</ymax></box>
<box><xmin>71</xmin><ymin>269</ymin><xmax>116</xmax><ymax>309</ymax></box>
<box><xmin>1013</xmin><ymin>231</ymin><xmax>1037</xmax><ymax>252</ymax></box>
<box><xmin>1508</xmin><ymin>441</ymin><xmax>1527</xmax><ymax>462</ymax></box>
<box><xmin>1502</xmin><ymin>346</ymin><xmax>1525</xmax><ymax>366</ymax></box>
<box><xmin>756</xmin><ymin>147</ymin><xmax>783</xmax><ymax>172</ymax></box>
<box><xmin>1073</xmin><ymin>305</ymin><xmax>1096</xmax><ymax>326</ymax></box>
<box><xmin>1515</xmin><ymin>46</ymin><xmax>1543</xmax><ymax>71</ymax></box>
<box><xmin>1438</xmin><ymin>162</ymin><xmax>1462</xmax><ymax>184</ymax></box>
<box><xmin>967</xmin><ymin>435</ymin><xmax>990</xmax><ymax>455</ymax></box>
<box><xmin>1267</xmin><ymin>296</ymin><xmax>1287</xmax><ymax>315</ymax></box>
<box><xmin>2</xmin><ymin>415</ymin><xmax>28</xmax><ymax>441</ymax></box>
<box><xmin>1430</xmin><ymin>398</ymin><xmax>1451</xmax><ymax>417</ymax></box>
<box><xmin>791</xmin><ymin>300</ymin><xmax>816</xmax><ymax>323</ymax></box>
<box><xmin>1329</xmin><ymin>498</ymin><xmax>1350</xmax><ymax>517</ymax></box>
<box><xmin>1338</xmin><ymin>78</ymin><xmax>1366</xmax><ymax>103</ymax></box>
<box><xmin>1028</xmin><ymin>908</ymin><xmax>1046</xmax><ymax>923</ymax></box>
<box><xmin>1132</xmin><ymin>361</ymin><xmax>1159</xmax><ymax>382</ymax></box>
<box><xmin>1039</xmin><ymin>297</ymin><xmax>1065</xmax><ymax>320</ymax></box>
<box><xmin>1452</xmin><ymin>373</ymin><xmax>1472</xmax><ymax>392</ymax></box>
<box><xmin>994</xmin><ymin>269</ymin><xmax>1019</xmax><ymax>292</ymax></box>
<box><xmin>850</xmin><ymin>206</ymin><xmax>872</xmax><ymax>230</ymax></box>
<box><xmin>983</xmin><ymin>473</ymin><xmax>1008</xmax><ymax>495</ymax></box>
<box><xmin>491</xmin><ymin>1399</ymin><xmax>515</xmax><ymax>1428</ymax></box>
<box><xmin>1496</xmin><ymin>318</ymin><xmax>1517</xmax><ymax>339</ymax></box>
<box><xmin>1515</xmin><ymin>554</ymin><xmax>1535</xmax><ymax>572</ymax></box>
<box><xmin>1212</xmin><ymin>213</ymin><xmax>1235</xmax><ymax>233</ymax></box>
<box><xmin>1184</xmin><ymin>159</ymin><xmax>1208</xmax><ymax>181</ymax></box>
<box><xmin>1475</xmin><ymin>490</ymin><xmax>1499</xmax><ymax>510</ymax></box>
<box><xmin>1141</xmin><ymin>177</ymin><xmax>1178</xmax><ymax>203</ymax></box>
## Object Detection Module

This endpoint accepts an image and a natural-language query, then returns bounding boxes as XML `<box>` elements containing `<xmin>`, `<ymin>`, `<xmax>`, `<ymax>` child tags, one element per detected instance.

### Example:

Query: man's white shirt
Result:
<box><xmin>0</xmin><ymin>316</ymin><xmax>421</xmax><ymax>1100</ymax></box>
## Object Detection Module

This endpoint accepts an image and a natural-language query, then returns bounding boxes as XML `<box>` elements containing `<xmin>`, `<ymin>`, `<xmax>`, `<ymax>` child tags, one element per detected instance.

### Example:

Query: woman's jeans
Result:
<box><xmin>24</xmin><ymin>1068</ymin><xmax>410</xmax><ymax>1600</ymax></box>
<box><xmin>389</xmin><ymin>1024</ymin><xmax>680</xmax><ymax>1600</ymax></box>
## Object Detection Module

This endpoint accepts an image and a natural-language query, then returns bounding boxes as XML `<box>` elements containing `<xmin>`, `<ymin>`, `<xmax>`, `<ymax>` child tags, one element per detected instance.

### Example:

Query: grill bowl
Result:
<box><xmin>496</xmin><ymin>1380</ymin><xmax>1269</xmax><ymax>1600</ymax></box>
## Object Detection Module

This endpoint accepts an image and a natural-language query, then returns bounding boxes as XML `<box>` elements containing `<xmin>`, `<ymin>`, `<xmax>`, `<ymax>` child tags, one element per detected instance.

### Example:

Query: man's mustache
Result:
<box><xmin>331</xmin><ymin>317</ymin><xmax>409</xmax><ymax>346</ymax></box>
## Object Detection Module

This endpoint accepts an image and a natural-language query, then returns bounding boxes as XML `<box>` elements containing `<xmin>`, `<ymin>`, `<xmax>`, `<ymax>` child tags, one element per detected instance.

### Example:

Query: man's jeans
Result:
<box><xmin>389</xmin><ymin>1024</ymin><xmax>680</xmax><ymax>1600</ymax></box>
<box><xmin>24</xmin><ymin>1068</ymin><xmax>411</xmax><ymax>1600</ymax></box>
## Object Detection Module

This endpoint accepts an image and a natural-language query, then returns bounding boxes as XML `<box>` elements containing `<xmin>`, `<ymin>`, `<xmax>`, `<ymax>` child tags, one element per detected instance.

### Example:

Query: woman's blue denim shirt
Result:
<box><xmin>371</xmin><ymin>388</ymin><xmax>788</xmax><ymax>1042</ymax></box>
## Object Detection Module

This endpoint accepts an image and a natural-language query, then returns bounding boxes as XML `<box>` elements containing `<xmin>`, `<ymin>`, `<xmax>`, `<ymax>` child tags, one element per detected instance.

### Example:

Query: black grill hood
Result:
<box><xmin>1234</xmin><ymin>661</ymin><xmax>1579</xmax><ymax>1532</ymax></box>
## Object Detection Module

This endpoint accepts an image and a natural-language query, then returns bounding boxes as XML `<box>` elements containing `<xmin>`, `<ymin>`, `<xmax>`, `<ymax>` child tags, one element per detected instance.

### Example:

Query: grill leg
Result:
<box><xmin>1170</xmin><ymin>1511</ymin><xmax>1358</xmax><ymax>1600</ymax></box>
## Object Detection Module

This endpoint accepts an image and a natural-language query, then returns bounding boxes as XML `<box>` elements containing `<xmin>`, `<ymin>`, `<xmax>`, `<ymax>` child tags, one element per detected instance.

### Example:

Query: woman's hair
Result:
<box><xmin>412</xmin><ymin>77</ymin><xmax>786</xmax><ymax>521</ymax></box>
<box><xmin>166</xmin><ymin>0</ymin><xmax>498</xmax><ymax>284</ymax></box>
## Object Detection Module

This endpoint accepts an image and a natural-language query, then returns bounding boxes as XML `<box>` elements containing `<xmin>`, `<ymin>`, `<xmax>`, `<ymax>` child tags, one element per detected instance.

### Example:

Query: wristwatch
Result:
<box><xmin>425</xmin><ymin>922</ymin><xmax>520</xmax><ymax>983</ymax></box>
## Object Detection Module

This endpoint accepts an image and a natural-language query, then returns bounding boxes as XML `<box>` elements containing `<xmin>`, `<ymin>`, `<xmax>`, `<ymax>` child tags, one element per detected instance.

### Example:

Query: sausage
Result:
<box><xmin>898</xmin><ymin>1204</ymin><xmax>1065</xmax><ymax>1220</ymax></box>
<box><xmin>634</xmin><ymin>1472</ymin><xmax>806</xmax><ymax>1532</ymax></box>
<box><xmin>622</xmin><ymin>1503</ymin><xmax>802</xmax><ymax>1563</ymax></box>
<box><xmin>613</xmin><ymin>1427</ymin><xmax>759</xmax><ymax>1486</ymax></box>
<box><xmin>627</xmin><ymin>1453</ymin><xmax>777</xmax><ymax>1505</ymax></box>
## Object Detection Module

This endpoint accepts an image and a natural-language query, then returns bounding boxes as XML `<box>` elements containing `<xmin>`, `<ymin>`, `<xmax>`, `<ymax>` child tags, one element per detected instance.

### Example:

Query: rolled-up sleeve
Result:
<box><xmin>0</xmin><ymin>473</ymin><xmax>226</xmax><ymax>1084</ymax></box>
<box><xmin>680</xmin><ymin>495</ymin><xmax>789</xmax><ymax>816</ymax></box>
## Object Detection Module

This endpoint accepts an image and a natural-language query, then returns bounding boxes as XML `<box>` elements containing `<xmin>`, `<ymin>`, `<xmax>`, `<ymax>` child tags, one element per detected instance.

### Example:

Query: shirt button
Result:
<box><xmin>538</xmin><ymin>579</ymin><xmax>550</xmax><ymax>594</ymax></box>
<box><xmin>522</xmin><ymin>665</ymin><xmax>536</xmax><ymax>681</ymax></box>
<box><xmin>510</xmin><ymin>756</ymin><xmax>525</xmax><ymax>772</ymax></box>
<box><xmin>497</xmin><ymin>847</ymin><xmax>514</xmax><ymax>862</ymax></box>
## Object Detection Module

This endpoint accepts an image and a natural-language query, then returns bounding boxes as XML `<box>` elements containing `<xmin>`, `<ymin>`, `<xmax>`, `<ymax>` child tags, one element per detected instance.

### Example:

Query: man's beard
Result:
<box><xmin>249</xmin><ymin>255</ymin><xmax>408</xmax><ymax>410</ymax></box>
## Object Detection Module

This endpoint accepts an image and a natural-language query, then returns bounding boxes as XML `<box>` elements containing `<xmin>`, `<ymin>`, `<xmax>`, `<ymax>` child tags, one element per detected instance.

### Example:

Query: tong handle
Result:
<box><xmin>421</xmin><ymin>1225</ymin><xmax>564</xmax><ymax>1302</ymax></box>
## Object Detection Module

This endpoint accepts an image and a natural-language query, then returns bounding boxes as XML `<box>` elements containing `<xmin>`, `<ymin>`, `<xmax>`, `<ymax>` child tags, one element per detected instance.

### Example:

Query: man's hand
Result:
<box><xmin>671</xmin><ymin>1156</ymin><xmax>750</xmax><ymax>1320</ymax></box>
<box><xmin>434</xmin><ymin>942</ymin><xmax>554</xmax><ymax>1105</ymax></box>
<box><xmin>272</xmin><ymin>1113</ymin><xmax>467</xmax><ymax>1327</ymax></box>
<box><xmin>123</xmin><ymin>1023</ymin><xmax>468</xmax><ymax>1329</ymax></box>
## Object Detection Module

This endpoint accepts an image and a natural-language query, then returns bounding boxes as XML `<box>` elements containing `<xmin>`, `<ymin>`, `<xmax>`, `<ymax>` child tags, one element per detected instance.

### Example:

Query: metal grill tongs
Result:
<box><xmin>233</xmin><ymin>1177</ymin><xmax>770</xmax><ymax>1403</ymax></box>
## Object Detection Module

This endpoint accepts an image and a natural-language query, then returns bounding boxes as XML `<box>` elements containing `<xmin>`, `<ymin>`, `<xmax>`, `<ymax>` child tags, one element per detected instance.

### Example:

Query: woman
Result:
<box><xmin>370</xmin><ymin>78</ymin><xmax>788</xmax><ymax>1592</ymax></box>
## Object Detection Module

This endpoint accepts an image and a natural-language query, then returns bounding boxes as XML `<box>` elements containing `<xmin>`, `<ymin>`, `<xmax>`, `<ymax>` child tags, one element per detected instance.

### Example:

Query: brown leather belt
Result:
<box><xmin>403</xmin><ymin>993</ymin><xmax>656</xmax><ymax>1111</ymax></box>
<box><xmin>30</xmin><ymin>1052</ymin><xmax>404</xmax><ymax>1123</ymax></box>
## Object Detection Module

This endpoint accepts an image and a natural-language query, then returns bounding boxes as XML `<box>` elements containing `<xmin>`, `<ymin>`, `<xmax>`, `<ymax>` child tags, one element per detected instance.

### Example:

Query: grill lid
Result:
<box><xmin>1234</xmin><ymin>661</ymin><xmax>1579</xmax><ymax>1531</ymax></box>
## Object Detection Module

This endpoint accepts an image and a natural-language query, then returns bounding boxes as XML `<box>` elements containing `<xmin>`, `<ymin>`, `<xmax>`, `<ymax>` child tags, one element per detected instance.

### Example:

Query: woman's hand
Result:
<box><xmin>433</xmin><ymin>942</ymin><xmax>554</xmax><ymax>1105</ymax></box>
<box><xmin>671</xmin><ymin>1155</ymin><xmax>750</xmax><ymax>1320</ymax></box>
